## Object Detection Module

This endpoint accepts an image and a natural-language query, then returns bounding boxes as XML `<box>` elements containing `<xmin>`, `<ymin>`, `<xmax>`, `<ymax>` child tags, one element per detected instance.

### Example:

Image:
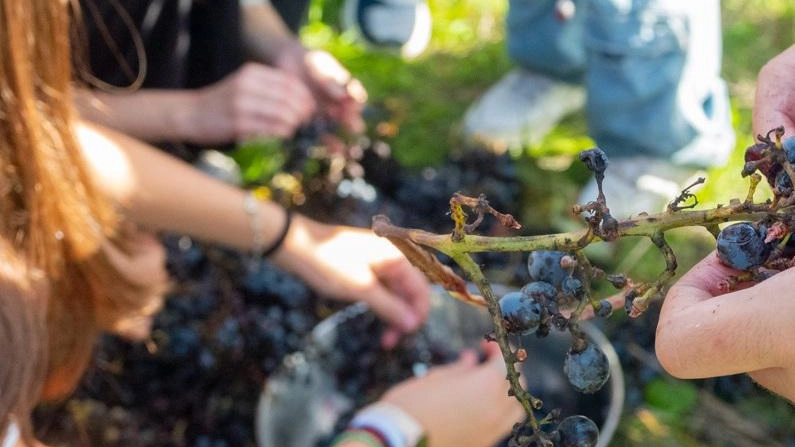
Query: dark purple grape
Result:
<box><xmin>561</xmin><ymin>277</ymin><xmax>584</xmax><ymax>297</ymax></box>
<box><xmin>595</xmin><ymin>299</ymin><xmax>612</xmax><ymax>318</ymax></box>
<box><xmin>564</xmin><ymin>342</ymin><xmax>610</xmax><ymax>394</ymax></box>
<box><xmin>527</xmin><ymin>251</ymin><xmax>573</xmax><ymax>289</ymax></box>
<box><xmin>774</xmin><ymin>170</ymin><xmax>793</xmax><ymax>197</ymax></box>
<box><xmin>743</xmin><ymin>142</ymin><xmax>780</xmax><ymax>184</ymax></box>
<box><xmin>557</xmin><ymin>415</ymin><xmax>599</xmax><ymax>447</ymax></box>
<box><xmin>716</xmin><ymin>222</ymin><xmax>773</xmax><ymax>271</ymax></box>
<box><xmin>520</xmin><ymin>280</ymin><xmax>558</xmax><ymax>301</ymax></box>
<box><xmin>578</xmin><ymin>148</ymin><xmax>608</xmax><ymax>175</ymax></box>
<box><xmin>498</xmin><ymin>291</ymin><xmax>543</xmax><ymax>335</ymax></box>
<box><xmin>783</xmin><ymin>136</ymin><xmax>795</xmax><ymax>164</ymax></box>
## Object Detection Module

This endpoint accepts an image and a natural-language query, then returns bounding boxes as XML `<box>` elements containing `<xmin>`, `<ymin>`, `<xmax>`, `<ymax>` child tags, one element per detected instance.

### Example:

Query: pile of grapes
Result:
<box><xmin>32</xmin><ymin>136</ymin><xmax>527</xmax><ymax>447</ymax></box>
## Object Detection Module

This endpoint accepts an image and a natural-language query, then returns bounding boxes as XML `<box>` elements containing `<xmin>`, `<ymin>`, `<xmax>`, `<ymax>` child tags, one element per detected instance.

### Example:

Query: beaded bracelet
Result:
<box><xmin>329</xmin><ymin>427</ymin><xmax>386</xmax><ymax>447</ymax></box>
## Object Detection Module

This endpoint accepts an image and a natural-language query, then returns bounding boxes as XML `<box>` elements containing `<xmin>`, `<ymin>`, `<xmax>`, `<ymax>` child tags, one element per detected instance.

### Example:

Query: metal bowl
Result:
<box><xmin>256</xmin><ymin>286</ymin><xmax>624</xmax><ymax>447</ymax></box>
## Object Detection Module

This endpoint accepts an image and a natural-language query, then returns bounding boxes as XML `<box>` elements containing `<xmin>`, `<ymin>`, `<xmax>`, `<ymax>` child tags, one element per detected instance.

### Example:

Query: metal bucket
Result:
<box><xmin>256</xmin><ymin>285</ymin><xmax>624</xmax><ymax>447</ymax></box>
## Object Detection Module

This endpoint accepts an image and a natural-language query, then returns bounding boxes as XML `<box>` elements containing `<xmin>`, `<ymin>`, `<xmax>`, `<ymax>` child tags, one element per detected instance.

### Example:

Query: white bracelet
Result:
<box><xmin>243</xmin><ymin>191</ymin><xmax>267</xmax><ymax>260</ymax></box>
<box><xmin>349</xmin><ymin>402</ymin><xmax>425</xmax><ymax>447</ymax></box>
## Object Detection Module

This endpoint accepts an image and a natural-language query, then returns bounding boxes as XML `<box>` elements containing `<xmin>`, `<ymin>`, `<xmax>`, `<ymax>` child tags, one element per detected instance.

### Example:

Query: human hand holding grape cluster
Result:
<box><xmin>372</xmin><ymin>126</ymin><xmax>795</xmax><ymax>446</ymax></box>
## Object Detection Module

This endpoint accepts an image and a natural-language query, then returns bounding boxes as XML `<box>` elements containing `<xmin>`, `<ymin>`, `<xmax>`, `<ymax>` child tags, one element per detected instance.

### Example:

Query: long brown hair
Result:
<box><xmin>0</xmin><ymin>241</ymin><xmax>47</xmax><ymax>443</ymax></box>
<box><xmin>0</xmin><ymin>0</ymin><xmax>166</xmax><ymax>401</ymax></box>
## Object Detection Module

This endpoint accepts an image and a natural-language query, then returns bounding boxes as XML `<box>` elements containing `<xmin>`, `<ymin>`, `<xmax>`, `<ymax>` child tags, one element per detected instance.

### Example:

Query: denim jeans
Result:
<box><xmin>506</xmin><ymin>0</ymin><xmax>733</xmax><ymax>167</ymax></box>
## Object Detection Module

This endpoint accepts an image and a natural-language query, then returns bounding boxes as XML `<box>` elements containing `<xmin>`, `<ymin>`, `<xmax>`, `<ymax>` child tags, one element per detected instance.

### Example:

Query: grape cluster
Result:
<box><xmin>492</xmin><ymin>249</ymin><xmax>616</xmax><ymax>445</ymax></box>
<box><xmin>719</xmin><ymin>129</ymin><xmax>795</xmax><ymax>279</ymax></box>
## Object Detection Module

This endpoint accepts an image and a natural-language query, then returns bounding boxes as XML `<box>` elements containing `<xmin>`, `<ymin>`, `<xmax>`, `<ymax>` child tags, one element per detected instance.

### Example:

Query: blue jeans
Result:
<box><xmin>506</xmin><ymin>0</ymin><xmax>732</xmax><ymax>167</ymax></box>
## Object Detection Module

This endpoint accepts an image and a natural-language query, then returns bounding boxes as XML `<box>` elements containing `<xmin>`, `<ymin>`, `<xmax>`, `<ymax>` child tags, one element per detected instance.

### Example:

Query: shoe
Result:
<box><xmin>577</xmin><ymin>156</ymin><xmax>707</xmax><ymax>220</ymax></box>
<box><xmin>462</xmin><ymin>69</ymin><xmax>586</xmax><ymax>153</ymax></box>
<box><xmin>341</xmin><ymin>0</ymin><xmax>432</xmax><ymax>59</ymax></box>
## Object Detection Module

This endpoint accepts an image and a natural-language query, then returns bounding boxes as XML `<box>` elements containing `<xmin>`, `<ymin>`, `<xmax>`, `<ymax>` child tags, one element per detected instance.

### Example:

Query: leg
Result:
<box><xmin>462</xmin><ymin>0</ymin><xmax>587</xmax><ymax>151</ymax></box>
<box><xmin>584</xmin><ymin>0</ymin><xmax>733</xmax><ymax>166</ymax></box>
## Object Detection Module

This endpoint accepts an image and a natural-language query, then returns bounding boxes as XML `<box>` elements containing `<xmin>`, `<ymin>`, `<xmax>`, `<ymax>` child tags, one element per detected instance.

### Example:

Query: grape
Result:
<box><xmin>498</xmin><ymin>291</ymin><xmax>543</xmax><ymax>335</ymax></box>
<box><xmin>521</xmin><ymin>280</ymin><xmax>558</xmax><ymax>301</ymax></box>
<box><xmin>595</xmin><ymin>299</ymin><xmax>612</xmax><ymax>318</ymax></box>
<box><xmin>775</xmin><ymin>169</ymin><xmax>793</xmax><ymax>197</ymax></box>
<box><xmin>557</xmin><ymin>415</ymin><xmax>599</xmax><ymax>447</ymax></box>
<box><xmin>743</xmin><ymin>141</ymin><xmax>780</xmax><ymax>184</ymax></box>
<box><xmin>578</xmin><ymin>148</ymin><xmax>608</xmax><ymax>175</ymax></box>
<box><xmin>527</xmin><ymin>251</ymin><xmax>573</xmax><ymax>290</ymax></box>
<box><xmin>561</xmin><ymin>277</ymin><xmax>584</xmax><ymax>298</ymax></box>
<box><xmin>783</xmin><ymin>136</ymin><xmax>795</xmax><ymax>164</ymax></box>
<box><xmin>716</xmin><ymin>222</ymin><xmax>773</xmax><ymax>271</ymax></box>
<box><xmin>564</xmin><ymin>342</ymin><xmax>610</xmax><ymax>394</ymax></box>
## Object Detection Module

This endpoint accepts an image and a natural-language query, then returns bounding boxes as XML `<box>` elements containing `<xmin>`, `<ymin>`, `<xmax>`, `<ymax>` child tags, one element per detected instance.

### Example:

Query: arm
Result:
<box><xmin>655</xmin><ymin>253</ymin><xmax>795</xmax><ymax>402</ymax></box>
<box><xmin>75</xmin><ymin>121</ymin><xmax>429</xmax><ymax>345</ymax></box>
<box><xmin>74</xmin><ymin>62</ymin><xmax>316</xmax><ymax>145</ymax></box>
<box><xmin>241</xmin><ymin>3</ymin><xmax>367</xmax><ymax>134</ymax></box>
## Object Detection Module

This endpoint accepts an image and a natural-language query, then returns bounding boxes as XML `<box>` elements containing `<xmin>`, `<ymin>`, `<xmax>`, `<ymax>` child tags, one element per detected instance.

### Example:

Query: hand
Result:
<box><xmin>191</xmin><ymin>63</ymin><xmax>316</xmax><ymax>144</ymax></box>
<box><xmin>275</xmin><ymin>47</ymin><xmax>367</xmax><ymax>135</ymax></box>
<box><xmin>380</xmin><ymin>341</ymin><xmax>524</xmax><ymax>447</ymax></box>
<box><xmin>753</xmin><ymin>43</ymin><xmax>795</xmax><ymax>137</ymax></box>
<box><xmin>98</xmin><ymin>224</ymin><xmax>169</xmax><ymax>340</ymax></box>
<box><xmin>273</xmin><ymin>214</ymin><xmax>430</xmax><ymax>348</ymax></box>
<box><xmin>655</xmin><ymin>252</ymin><xmax>795</xmax><ymax>402</ymax></box>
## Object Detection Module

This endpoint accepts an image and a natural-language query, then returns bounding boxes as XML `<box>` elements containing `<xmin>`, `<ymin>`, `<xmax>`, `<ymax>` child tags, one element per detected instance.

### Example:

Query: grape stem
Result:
<box><xmin>372</xmin><ymin>196</ymin><xmax>777</xmax><ymax>436</ymax></box>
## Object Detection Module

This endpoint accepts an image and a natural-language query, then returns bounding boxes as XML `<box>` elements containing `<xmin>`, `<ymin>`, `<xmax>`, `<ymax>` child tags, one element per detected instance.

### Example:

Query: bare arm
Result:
<box><xmin>75</xmin><ymin>121</ymin><xmax>430</xmax><ymax>343</ymax></box>
<box><xmin>75</xmin><ymin>61</ymin><xmax>316</xmax><ymax>146</ymax></box>
<box><xmin>241</xmin><ymin>3</ymin><xmax>367</xmax><ymax>133</ymax></box>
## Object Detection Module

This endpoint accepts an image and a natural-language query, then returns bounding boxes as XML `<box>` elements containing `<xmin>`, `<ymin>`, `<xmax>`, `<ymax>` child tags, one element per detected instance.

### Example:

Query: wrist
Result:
<box><xmin>173</xmin><ymin>90</ymin><xmax>203</xmax><ymax>143</ymax></box>
<box><xmin>346</xmin><ymin>402</ymin><xmax>426</xmax><ymax>447</ymax></box>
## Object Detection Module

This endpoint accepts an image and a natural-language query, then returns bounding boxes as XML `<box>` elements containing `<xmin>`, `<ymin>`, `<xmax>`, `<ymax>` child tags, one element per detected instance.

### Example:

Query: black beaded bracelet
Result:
<box><xmin>262</xmin><ymin>209</ymin><xmax>292</xmax><ymax>258</ymax></box>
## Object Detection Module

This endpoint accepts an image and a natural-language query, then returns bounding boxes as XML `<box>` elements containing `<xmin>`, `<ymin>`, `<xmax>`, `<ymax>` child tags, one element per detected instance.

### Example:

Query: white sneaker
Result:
<box><xmin>462</xmin><ymin>69</ymin><xmax>585</xmax><ymax>153</ymax></box>
<box><xmin>341</xmin><ymin>0</ymin><xmax>432</xmax><ymax>60</ymax></box>
<box><xmin>577</xmin><ymin>156</ymin><xmax>707</xmax><ymax>220</ymax></box>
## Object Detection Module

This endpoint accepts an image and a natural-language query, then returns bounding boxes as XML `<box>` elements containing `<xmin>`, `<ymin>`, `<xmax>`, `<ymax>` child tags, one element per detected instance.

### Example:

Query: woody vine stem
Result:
<box><xmin>372</xmin><ymin>127</ymin><xmax>794</xmax><ymax>445</ymax></box>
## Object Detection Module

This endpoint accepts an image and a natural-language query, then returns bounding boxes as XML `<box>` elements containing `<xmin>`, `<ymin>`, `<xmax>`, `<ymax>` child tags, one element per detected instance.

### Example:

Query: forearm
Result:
<box><xmin>240</xmin><ymin>2</ymin><xmax>305</xmax><ymax>67</ymax></box>
<box><xmin>75</xmin><ymin>121</ymin><xmax>289</xmax><ymax>253</ymax></box>
<box><xmin>74</xmin><ymin>88</ymin><xmax>199</xmax><ymax>144</ymax></box>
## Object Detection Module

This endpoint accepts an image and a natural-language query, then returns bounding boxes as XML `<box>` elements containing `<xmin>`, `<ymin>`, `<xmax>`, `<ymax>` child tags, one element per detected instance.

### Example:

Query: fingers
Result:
<box><xmin>656</xmin><ymin>260</ymin><xmax>795</xmax><ymax>379</ymax></box>
<box><xmin>202</xmin><ymin>63</ymin><xmax>318</xmax><ymax>142</ymax></box>
<box><xmin>371</xmin><ymin>258</ymin><xmax>432</xmax><ymax>325</ymax></box>
<box><xmin>366</xmin><ymin>283</ymin><xmax>423</xmax><ymax>336</ymax></box>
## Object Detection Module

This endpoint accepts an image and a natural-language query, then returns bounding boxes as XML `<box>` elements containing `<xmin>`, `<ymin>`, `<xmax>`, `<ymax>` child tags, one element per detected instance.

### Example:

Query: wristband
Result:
<box><xmin>330</xmin><ymin>427</ymin><xmax>386</xmax><ymax>447</ymax></box>
<box><xmin>243</xmin><ymin>191</ymin><xmax>292</xmax><ymax>264</ymax></box>
<box><xmin>262</xmin><ymin>209</ymin><xmax>292</xmax><ymax>258</ymax></box>
<box><xmin>349</xmin><ymin>402</ymin><xmax>425</xmax><ymax>447</ymax></box>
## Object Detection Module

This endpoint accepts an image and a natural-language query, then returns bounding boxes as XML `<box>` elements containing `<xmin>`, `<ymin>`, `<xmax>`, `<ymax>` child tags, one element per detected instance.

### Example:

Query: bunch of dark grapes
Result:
<box><xmin>496</xmin><ymin>249</ymin><xmax>618</xmax><ymax>445</ymax></box>
<box><xmin>719</xmin><ymin>129</ymin><xmax>795</xmax><ymax>283</ymax></box>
